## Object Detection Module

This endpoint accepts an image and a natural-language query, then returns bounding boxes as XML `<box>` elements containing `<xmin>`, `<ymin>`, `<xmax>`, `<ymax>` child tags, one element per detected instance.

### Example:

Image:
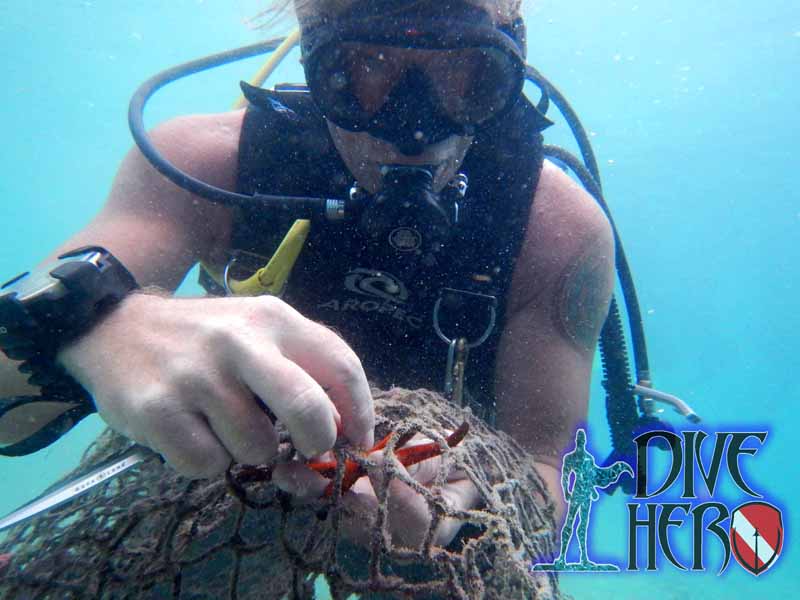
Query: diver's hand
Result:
<box><xmin>57</xmin><ymin>292</ymin><xmax>374</xmax><ymax>478</ymax></box>
<box><xmin>273</xmin><ymin>432</ymin><xmax>480</xmax><ymax>548</ymax></box>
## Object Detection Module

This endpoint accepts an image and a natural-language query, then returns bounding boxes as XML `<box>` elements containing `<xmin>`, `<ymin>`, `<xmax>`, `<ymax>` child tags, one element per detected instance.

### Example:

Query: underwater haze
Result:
<box><xmin>1</xmin><ymin>1</ymin><xmax>798</xmax><ymax>598</ymax></box>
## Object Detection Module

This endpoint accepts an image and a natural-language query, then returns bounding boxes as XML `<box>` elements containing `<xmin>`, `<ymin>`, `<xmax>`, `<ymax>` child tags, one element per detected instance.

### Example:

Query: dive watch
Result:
<box><xmin>0</xmin><ymin>247</ymin><xmax>138</xmax><ymax>455</ymax></box>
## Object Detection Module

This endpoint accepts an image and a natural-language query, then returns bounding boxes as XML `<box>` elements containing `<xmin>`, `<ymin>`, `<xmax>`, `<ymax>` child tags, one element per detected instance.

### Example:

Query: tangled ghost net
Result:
<box><xmin>0</xmin><ymin>387</ymin><xmax>561</xmax><ymax>599</ymax></box>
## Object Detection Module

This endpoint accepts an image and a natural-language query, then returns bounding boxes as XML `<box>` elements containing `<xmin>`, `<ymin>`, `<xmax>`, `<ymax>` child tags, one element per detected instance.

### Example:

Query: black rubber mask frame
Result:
<box><xmin>301</xmin><ymin>12</ymin><xmax>526</xmax><ymax>152</ymax></box>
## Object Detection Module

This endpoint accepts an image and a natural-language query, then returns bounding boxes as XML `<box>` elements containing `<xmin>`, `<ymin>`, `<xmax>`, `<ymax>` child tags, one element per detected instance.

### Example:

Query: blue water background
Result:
<box><xmin>0</xmin><ymin>1</ymin><xmax>797</xmax><ymax>598</ymax></box>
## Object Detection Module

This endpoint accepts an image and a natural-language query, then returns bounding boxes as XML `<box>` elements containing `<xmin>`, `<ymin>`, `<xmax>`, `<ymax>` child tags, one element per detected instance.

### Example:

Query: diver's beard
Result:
<box><xmin>326</xmin><ymin>121</ymin><xmax>473</xmax><ymax>193</ymax></box>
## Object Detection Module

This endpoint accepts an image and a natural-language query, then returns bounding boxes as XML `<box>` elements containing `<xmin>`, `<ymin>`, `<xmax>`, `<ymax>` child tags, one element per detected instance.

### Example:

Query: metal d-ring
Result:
<box><xmin>222</xmin><ymin>254</ymin><xmax>240</xmax><ymax>296</ymax></box>
<box><xmin>221</xmin><ymin>250</ymin><xmax>272</xmax><ymax>297</ymax></box>
<box><xmin>433</xmin><ymin>288</ymin><xmax>497</xmax><ymax>349</ymax></box>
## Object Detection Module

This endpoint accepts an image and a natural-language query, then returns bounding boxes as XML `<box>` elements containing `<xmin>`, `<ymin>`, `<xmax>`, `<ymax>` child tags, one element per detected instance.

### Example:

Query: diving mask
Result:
<box><xmin>301</xmin><ymin>1</ymin><xmax>526</xmax><ymax>155</ymax></box>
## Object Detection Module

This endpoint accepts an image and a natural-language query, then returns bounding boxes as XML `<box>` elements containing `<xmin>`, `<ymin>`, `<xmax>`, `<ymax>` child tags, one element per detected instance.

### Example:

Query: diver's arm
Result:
<box><xmin>495</xmin><ymin>161</ymin><xmax>615</xmax><ymax>519</ymax></box>
<box><xmin>0</xmin><ymin>112</ymin><xmax>241</xmax><ymax>441</ymax></box>
<box><xmin>0</xmin><ymin>109</ymin><xmax>374</xmax><ymax>470</ymax></box>
<box><xmin>42</xmin><ymin>111</ymin><xmax>242</xmax><ymax>288</ymax></box>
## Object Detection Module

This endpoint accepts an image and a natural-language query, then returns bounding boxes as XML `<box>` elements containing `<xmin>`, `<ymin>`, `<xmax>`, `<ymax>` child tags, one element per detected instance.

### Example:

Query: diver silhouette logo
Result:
<box><xmin>533</xmin><ymin>429</ymin><xmax>633</xmax><ymax>572</ymax></box>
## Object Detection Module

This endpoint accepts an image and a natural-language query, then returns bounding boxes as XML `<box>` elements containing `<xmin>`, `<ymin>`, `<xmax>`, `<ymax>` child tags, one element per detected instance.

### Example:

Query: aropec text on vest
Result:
<box><xmin>316</xmin><ymin>268</ymin><xmax>424</xmax><ymax>329</ymax></box>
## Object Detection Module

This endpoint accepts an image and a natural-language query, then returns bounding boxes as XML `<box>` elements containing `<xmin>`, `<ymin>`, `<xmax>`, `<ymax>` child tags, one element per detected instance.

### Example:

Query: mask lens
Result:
<box><xmin>429</xmin><ymin>47</ymin><xmax>521</xmax><ymax>124</ymax></box>
<box><xmin>340</xmin><ymin>44</ymin><xmax>408</xmax><ymax>116</ymax></box>
<box><xmin>308</xmin><ymin>41</ymin><xmax>521</xmax><ymax>129</ymax></box>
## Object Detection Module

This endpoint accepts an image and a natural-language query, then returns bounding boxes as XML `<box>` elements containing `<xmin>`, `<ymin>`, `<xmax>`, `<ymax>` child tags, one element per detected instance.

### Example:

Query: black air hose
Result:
<box><xmin>598</xmin><ymin>298</ymin><xmax>638</xmax><ymax>460</ymax></box>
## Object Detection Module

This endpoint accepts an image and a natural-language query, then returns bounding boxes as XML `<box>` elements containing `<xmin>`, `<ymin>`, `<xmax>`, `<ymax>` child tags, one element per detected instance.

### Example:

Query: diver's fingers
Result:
<box><xmin>272</xmin><ymin>462</ymin><xmax>330</xmax><ymax>501</ymax></box>
<box><xmin>234</xmin><ymin>347</ymin><xmax>339</xmax><ymax>458</ymax></box>
<box><xmin>385</xmin><ymin>474</ymin><xmax>478</xmax><ymax>547</ymax></box>
<box><xmin>401</xmin><ymin>430</ymin><xmax>465</xmax><ymax>485</ymax></box>
<box><xmin>432</xmin><ymin>479</ymin><xmax>481</xmax><ymax>546</ymax></box>
<box><xmin>335</xmin><ymin>468</ymin><xmax>478</xmax><ymax>549</ymax></box>
<box><xmin>408</xmin><ymin>454</ymin><xmax>468</xmax><ymax>486</ymax></box>
<box><xmin>273</xmin><ymin>306</ymin><xmax>374</xmax><ymax>450</ymax></box>
<box><xmin>139</xmin><ymin>408</ymin><xmax>232</xmax><ymax>479</ymax></box>
<box><xmin>366</xmin><ymin>453</ymin><xmax>478</xmax><ymax>548</ymax></box>
<box><xmin>362</xmin><ymin>454</ymin><xmax>432</xmax><ymax>548</ymax></box>
<box><xmin>385</xmin><ymin>476</ymin><xmax>432</xmax><ymax>548</ymax></box>
<box><xmin>197</xmin><ymin>382</ymin><xmax>279</xmax><ymax>466</ymax></box>
<box><xmin>338</xmin><ymin>483</ymin><xmax>380</xmax><ymax>547</ymax></box>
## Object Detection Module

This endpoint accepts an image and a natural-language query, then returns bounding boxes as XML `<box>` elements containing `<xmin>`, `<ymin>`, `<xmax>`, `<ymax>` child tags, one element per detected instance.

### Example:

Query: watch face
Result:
<box><xmin>0</xmin><ymin>249</ymin><xmax>110</xmax><ymax>361</ymax></box>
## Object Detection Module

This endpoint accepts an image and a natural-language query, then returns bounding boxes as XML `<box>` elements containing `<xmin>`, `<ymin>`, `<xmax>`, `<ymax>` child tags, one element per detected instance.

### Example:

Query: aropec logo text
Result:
<box><xmin>532</xmin><ymin>429</ymin><xmax>785</xmax><ymax>577</ymax></box>
<box><xmin>344</xmin><ymin>268</ymin><xmax>408</xmax><ymax>303</ymax></box>
<box><xmin>317</xmin><ymin>268</ymin><xmax>423</xmax><ymax>328</ymax></box>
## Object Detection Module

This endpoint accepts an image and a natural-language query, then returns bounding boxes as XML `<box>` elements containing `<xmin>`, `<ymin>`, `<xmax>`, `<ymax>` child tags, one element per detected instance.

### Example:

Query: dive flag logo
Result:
<box><xmin>730</xmin><ymin>501</ymin><xmax>784</xmax><ymax>576</ymax></box>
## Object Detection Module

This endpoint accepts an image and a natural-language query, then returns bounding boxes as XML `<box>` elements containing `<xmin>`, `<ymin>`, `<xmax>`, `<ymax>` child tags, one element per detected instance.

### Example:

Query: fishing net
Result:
<box><xmin>0</xmin><ymin>387</ymin><xmax>561</xmax><ymax>599</ymax></box>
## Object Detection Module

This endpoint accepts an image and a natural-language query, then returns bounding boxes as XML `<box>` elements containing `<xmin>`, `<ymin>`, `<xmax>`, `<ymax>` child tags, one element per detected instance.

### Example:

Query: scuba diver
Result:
<box><xmin>0</xmin><ymin>0</ymin><xmax>695</xmax><ymax>547</ymax></box>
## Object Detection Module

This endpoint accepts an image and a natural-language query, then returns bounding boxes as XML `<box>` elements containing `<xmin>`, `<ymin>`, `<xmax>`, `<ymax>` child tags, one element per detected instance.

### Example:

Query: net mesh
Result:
<box><xmin>0</xmin><ymin>387</ymin><xmax>561</xmax><ymax>599</ymax></box>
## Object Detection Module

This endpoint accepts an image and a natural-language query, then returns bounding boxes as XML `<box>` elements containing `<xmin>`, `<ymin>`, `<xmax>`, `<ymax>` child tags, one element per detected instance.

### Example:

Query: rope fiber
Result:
<box><xmin>0</xmin><ymin>387</ymin><xmax>562</xmax><ymax>599</ymax></box>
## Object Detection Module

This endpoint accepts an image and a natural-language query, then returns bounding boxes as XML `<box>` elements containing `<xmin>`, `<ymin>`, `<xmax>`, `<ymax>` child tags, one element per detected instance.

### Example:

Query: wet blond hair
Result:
<box><xmin>248</xmin><ymin>0</ymin><xmax>523</xmax><ymax>30</ymax></box>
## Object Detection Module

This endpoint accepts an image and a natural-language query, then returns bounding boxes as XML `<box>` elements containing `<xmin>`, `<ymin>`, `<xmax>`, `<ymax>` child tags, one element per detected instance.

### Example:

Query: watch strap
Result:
<box><xmin>0</xmin><ymin>246</ymin><xmax>138</xmax><ymax>455</ymax></box>
<box><xmin>0</xmin><ymin>391</ymin><xmax>96</xmax><ymax>457</ymax></box>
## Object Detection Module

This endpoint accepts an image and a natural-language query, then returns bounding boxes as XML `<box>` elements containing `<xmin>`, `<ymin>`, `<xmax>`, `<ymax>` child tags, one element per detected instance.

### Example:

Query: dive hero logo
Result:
<box><xmin>532</xmin><ymin>429</ymin><xmax>785</xmax><ymax>577</ymax></box>
<box><xmin>317</xmin><ymin>268</ymin><xmax>423</xmax><ymax>328</ymax></box>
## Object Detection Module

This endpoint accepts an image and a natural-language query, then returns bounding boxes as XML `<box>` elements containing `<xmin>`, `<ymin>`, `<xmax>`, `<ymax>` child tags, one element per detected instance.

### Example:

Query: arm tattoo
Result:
<box><xmin>553</xmin><ymin>232</ymin><xmax>613</xmax><ymax>352</ymax></box>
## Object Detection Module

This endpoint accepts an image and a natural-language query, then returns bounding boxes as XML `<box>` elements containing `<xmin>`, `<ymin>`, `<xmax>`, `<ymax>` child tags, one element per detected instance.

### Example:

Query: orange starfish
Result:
<box><xmin>308</xmin><ymin>421</ymin><xmax>469</xmax><ymax>497</ymax></box>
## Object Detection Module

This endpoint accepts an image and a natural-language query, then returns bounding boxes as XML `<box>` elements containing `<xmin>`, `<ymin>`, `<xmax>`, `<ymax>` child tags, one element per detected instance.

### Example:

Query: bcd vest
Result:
<box><xmin>201</xmin><ymin>86</ymin><xmax>549</xmax><ymax>421</ymax></box>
